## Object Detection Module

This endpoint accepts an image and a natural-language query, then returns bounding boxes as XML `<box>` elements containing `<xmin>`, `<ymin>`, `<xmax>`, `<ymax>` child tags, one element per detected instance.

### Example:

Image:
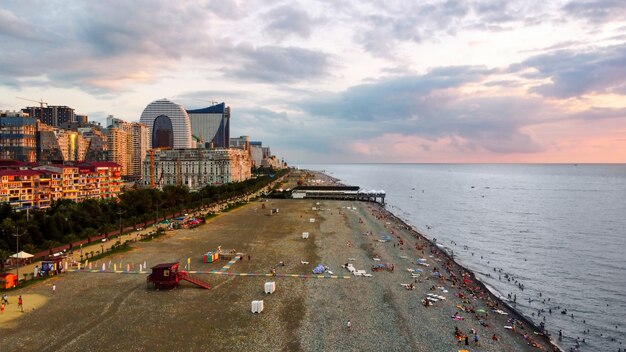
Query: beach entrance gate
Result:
<box><xmin>147</xmin><ymin>262</ymin><xmax>211</xmax><ymax>290</ymax></box>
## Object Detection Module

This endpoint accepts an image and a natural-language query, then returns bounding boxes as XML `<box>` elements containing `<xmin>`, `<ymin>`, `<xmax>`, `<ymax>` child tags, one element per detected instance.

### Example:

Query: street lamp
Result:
<box><xmin>117</xmin><ymin>206</ymin><xmax>123</xmax><ymax>245</ymax></box>
<box><xmin>12</xmin><ymin>226</ymin><xmax>25</xmax><ymax>286</ymax></box>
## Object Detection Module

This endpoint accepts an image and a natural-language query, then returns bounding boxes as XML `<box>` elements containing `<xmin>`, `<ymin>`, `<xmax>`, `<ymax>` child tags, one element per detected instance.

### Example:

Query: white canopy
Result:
<box><xmin>10</xmin><ymin>251</ymin><xmax>34</xmax><ymax>259</ymax></box>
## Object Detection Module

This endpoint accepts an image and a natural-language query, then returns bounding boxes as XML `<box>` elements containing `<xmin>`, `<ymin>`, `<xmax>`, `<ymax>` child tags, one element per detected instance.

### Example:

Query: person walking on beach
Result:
<box><xmin>492</xmin><ymin>334</ymin><xmax>498</xmax><ymax>342</ymax></box>
<box><xmin>17</xmin><ymin>295</ymin><xmax>23</xmax><ymax>312</ymax></box>
<box><xmin>1</xmin><ymin>302</ymin><xmax>5</xmax><ymax>314</ymax></box>
<box><xmin>52</xmin><ymin>284</ymin><xmax>56</xmax><ymax>294</ymax></box>
<box><xmin>347</xmin><ymin>320</ymin><xmax>352</xmax><ymax>331</ymax></box>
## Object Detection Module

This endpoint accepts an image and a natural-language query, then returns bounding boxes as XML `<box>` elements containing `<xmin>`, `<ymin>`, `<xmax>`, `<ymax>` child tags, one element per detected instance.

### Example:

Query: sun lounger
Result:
<box><xmin>373</xmin><ymin>258</ymin><xmax>381</xmax><ymax>262</ymax></box>
<box><xmin>399</xmin><ymin>255</ymin><xmax>408</xmax><ymax>259</ymax></box>
<box><xmin>301</xmin><ymin>261</ymin><xmax>309</xmax><ymax>265</ymax></box>
<box><xmin>363</xmin><ymin>273</ymin><xmax>373</xmax><ymax>277</ymax></box>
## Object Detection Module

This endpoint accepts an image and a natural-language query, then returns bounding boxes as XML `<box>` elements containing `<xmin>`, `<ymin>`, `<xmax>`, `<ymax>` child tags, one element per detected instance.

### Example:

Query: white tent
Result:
<box><xmin>10</xmin><ymin>251</ymin><xmax>34</xmax><ymax>259</ymax></box>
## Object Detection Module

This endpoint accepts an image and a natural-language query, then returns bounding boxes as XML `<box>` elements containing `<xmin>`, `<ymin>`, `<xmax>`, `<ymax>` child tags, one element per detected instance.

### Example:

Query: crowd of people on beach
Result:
<box><xmin>364</xmin><ymin>203</ymin><xmax>559</xmax><ymax>351</ymax></box>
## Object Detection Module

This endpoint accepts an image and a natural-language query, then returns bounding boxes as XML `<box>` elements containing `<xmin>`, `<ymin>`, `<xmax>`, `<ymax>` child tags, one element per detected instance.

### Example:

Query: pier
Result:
<box><xmin>291</xmin><ymin>186</ymin><xmax>385</xmax><ymax>205</ymax></box>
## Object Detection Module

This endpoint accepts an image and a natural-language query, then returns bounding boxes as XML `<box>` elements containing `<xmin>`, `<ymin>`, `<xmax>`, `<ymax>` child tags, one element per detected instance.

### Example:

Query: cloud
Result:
<box><xmin>562</xmin><ymin>0</ymin><xmax>626</xmax><ymax>24</ymax></box>
<box><xmin>513</xmin><ymin>44</ymin><xmax>626</xmax><ymax>98</ymax></box>
<box><xmin>0</xmin><ymin>1</ymin><xmax>233</xmax><ymax>93</ymax></box>
<box><xmin>263</xmin><ymin>4</ymin><xmax>314</xmax><ymax>40</ymax></box>
<box><xmin>227</xmin><ymin>45</ymin><xmax>331</xmax><ymax>83</ymax></box>
<box><xmin>297</xmin><ymin>66</ymin><xmax>548</xmax><ymax>155</ymax></box>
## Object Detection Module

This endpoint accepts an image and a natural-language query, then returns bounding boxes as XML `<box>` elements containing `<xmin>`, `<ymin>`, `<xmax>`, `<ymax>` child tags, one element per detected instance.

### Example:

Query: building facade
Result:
<box><xmin>143</xmin><ymin>148</ymin><xmax>251</xmax><ymax>190</ymax></box>
<box><xmin>187</xmin><ymin>103</ymin><xmax>230</xmax><ymax>149</ymax></box>
<box><xmin>0</xmin><ymin>161</ymin><xmax>121</xmax><ymax>210</ymax></box>
<box><xmin>107</xmin><ymin>117</ymin><xmax>148</xmax><ymax>179</ymax></box>
<box><xmin>106</xmin><ymin>128</ymin><xmax>128</xmax><ymax>176</ymax></box>
<box><xmin>249</xmin><ymin>141</ymin><xmax>263</xmax><ymax>167</ymax></box>
<box><xmin>57</xmin><ymin>129</ymin><xmax>89</xmax><ymax>162</ymax></box>
<box><xmin>0</xmin><ymin>111</ymin><xmax>37</xmax><ymax>162</ymax></box>
<box><xmin>139</xmin><ymin>99</ymin><xmax>193</xmax><ymax>149</ymax></box>
<box><xmin>22</xmin><ymin>105</ymin><xmax>75</xmax><ymax>127</ymax></box>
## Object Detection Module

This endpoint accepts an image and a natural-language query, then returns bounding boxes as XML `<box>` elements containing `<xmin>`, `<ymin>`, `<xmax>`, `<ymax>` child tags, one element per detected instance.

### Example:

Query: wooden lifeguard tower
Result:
<box><xmin>146</xmin><ymin>262</ymin><xmax>211</xmax><ymax>290</ymax></box>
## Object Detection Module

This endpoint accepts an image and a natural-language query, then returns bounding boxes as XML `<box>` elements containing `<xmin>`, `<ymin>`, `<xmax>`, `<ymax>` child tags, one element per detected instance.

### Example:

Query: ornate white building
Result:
<box><xmin>143</xmin><ymin>148</ymin><xmax>251</xmax><ymax>190</ymax></box>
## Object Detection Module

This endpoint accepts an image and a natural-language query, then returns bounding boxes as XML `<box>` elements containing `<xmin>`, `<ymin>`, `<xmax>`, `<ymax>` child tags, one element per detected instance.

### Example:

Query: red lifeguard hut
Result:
<box><xmin>0</xmin><ymin>273</ymin><xmax>17</xmax><ymax>289</ymax></box>
<box><xmin>146</xmin><ymin>262</ymin><xmax>211</xmax><ymax>290</ymax></box>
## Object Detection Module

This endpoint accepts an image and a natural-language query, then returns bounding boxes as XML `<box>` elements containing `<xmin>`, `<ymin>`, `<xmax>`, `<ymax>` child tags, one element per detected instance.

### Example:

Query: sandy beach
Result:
<box><xmin>0</xmin><ymin>179</ymin><xmax>556</xmax><ymax>351</ymax></box>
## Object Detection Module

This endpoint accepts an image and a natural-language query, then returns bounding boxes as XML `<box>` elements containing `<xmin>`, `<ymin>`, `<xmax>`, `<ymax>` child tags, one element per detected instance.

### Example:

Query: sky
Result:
<box><xmin>1</xmin><ymin>0</ymin><xmax>625</xmax><ymax>163</ymax></box>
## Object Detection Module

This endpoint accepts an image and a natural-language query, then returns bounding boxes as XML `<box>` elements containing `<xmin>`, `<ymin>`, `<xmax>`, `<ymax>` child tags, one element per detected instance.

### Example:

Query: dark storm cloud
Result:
<box><xmin>227</xmin><ymin>45</ymin><xmax>331</xmax><ymax>83</ymax></box>
<box><xmin>264</xmin><ymin>4</ymin><xmax>314</xmax><ymax>39</ymax></box>
<box><xmin>512</xmin><ymin>44</ymin><xmax>626</xmax><ymax>98</ymax></box>
<box><xmin>563</xmin><ymin>0</ymin><xmax>626</xmax><ymax>24</ymax></box>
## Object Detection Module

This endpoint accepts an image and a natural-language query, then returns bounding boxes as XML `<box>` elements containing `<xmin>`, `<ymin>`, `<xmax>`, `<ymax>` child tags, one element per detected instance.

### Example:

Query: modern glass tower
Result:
<box><xmin>187</xmin><ymin>103</ymin><xmax>230</xmax><ymax>149</ymax></box>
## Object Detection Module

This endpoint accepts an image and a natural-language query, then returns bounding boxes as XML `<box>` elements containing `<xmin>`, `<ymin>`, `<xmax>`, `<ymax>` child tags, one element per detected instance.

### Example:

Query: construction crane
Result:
<box><xmin>16</xmin><ymin>97</ymin><xmax>48</xmax><ymax>119</ymax></box>
<box><xmin>192</xmin><ymin>98</ymin><xmax>219</xmax><ymax>106</ymax></box>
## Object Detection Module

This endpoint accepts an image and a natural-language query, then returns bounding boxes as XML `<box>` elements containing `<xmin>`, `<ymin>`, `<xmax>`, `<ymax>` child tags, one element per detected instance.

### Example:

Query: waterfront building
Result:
<box><xmin>139</xmin><ymin>99</ymin><xmax>193</xmax><ymax>149</ymax></box>
<box><xmin>142</xmin><ymin>148</ymin><xmax>251</xmax><ymax>190</ymax></box>
<box><xmin>187</xmin><ymin>103</ymin><xmax>230</xmax><ymax>149</ymax></box>
<box><xmin>22</xmin><ymin>105</ymin><xmax>75</xmax><ymax>127</ymax></box>
<box><xmin>0</xmin><ymin>161</ymin><xmax>122</xmax><ymax>210</ymax></box>
<box><xmin>0</xmin><ymin>110</ymin><xmax>37</xmax><ymax>162</ymax></box>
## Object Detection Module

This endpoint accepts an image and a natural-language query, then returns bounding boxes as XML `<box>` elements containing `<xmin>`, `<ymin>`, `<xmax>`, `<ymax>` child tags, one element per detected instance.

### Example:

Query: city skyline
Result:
<box><xmin>1</xmin><ymin>1</ymin><xmax>625</xmax><ymax>163</ymax></box>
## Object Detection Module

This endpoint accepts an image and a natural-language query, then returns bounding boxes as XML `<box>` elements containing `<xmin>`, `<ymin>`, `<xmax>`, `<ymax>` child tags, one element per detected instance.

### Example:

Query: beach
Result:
<box><xmin>0</xmin><ymin>174</ymin><xmax>557</xmax><ymax>351</ymax></box>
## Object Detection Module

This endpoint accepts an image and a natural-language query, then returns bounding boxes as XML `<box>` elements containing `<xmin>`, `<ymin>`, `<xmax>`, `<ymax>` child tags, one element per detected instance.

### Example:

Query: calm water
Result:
<box><xmin>300</xmin><ymin>164</ymin><xmax>626</xmax><ymax>352</ymax></box>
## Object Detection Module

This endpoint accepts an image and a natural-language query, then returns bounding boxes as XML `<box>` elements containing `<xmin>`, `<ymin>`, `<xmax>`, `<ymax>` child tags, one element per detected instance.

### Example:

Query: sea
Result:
<box><xmin>299</xmin><ymin>164</ymin><xmax>626</xmax><ymax>352</ymax></box>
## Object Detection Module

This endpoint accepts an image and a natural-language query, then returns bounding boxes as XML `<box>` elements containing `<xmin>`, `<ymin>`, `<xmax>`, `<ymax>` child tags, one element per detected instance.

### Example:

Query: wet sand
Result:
<box><xmin>0</xmin><ymin>196</ymin><xmax>556</xmax><ymax>351</ymax></box>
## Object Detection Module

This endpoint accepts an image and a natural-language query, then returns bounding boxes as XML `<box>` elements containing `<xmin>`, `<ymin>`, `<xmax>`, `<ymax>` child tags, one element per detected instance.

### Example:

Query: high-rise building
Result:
<box><xmin>107</xmin><ymin>117</ymin><xmax>148</xmax><ymax>179</ymax></box>
<box><xmin>139</xmin><ymin>99</ymin><xmax>193</xmax><ymax>149</ymax></box>
<box><xmin>106</xmin><ymin>128</ymin><xmax>128</xmax><ymax>176</ymax></box>
<box><xmin>129</xmin><ymin>123</ymin><xmax>148</xmax><ymax>179</ymax></box>
<box><xmin>22</xmin><ymin>105</ymin><xmax>75</xmax><ymax>127</ymax></box>
<box><xmin>0</xmin><ymin>111</ymin><xmax>37</xmax><ymax>162</ymax></box>
<box><xmin>36</xmin><ymin>121</ymin><xmax>63</xmax><ymax>163</ymax></box>
<box><xmin>250</xmin><ymin>141</ymin><xmax>263</xmax><ymax>167</ymax></box>
<box><xmin>57</xmin><ymin>129</ymin><xmax>89</xmax><ymax>161</ymax></box>
<box><xmin>78</xmin><ymin>126</ymin><xmax>109</xmax><ymax>162</ymax></box>
<box><xmin>187</xmin><ymin>102</ymin><xmax>230</xmax><ymax>149</ymax></box>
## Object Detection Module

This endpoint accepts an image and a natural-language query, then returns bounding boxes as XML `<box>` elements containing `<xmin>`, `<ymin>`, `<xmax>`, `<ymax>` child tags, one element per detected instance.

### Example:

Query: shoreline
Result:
<box><xmin>304</xmin><ymin>169</ymin><xmax>561</xmax><ymax>351</ymax></box>
<box><xmin>365</xmin><ymin>191</ymin><xmax>563</xmax><ymax>351</ymax></box>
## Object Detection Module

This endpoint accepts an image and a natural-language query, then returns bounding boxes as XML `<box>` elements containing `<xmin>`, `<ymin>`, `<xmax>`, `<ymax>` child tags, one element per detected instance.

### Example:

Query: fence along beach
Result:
<box><xmin>0</xmin><ymin>170</ymin><xmax>558</xmax><ymax>351</ymax></box>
